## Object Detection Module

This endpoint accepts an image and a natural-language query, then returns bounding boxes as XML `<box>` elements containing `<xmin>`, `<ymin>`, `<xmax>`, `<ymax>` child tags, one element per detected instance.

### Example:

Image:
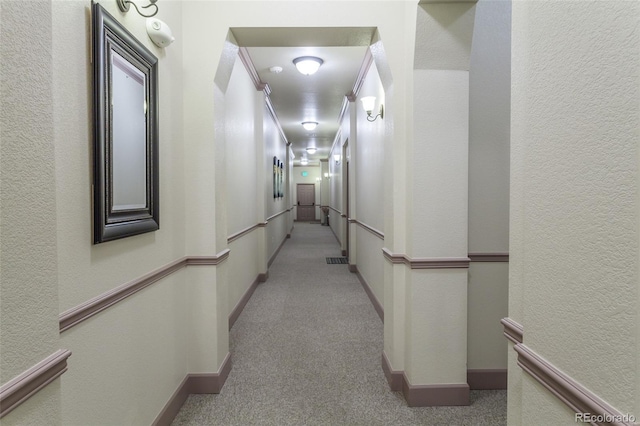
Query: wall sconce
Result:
<box><xmin>333</xmin><ymin>154</ymin><xmax>341</xmax><ymax>164</ymax></box>
<box><xmin>117</xmin><ymin>0</ymin><xmax>158</xmax><ymax>17</ymax></box>
<box><xmin>293</xmin><ymin>56</ymin><xmax>323</xmax><ymax>75</ymax></box>
<box><xmin>361</xmin><ymin>96</ymin><xmax>384</xmax><ymax>122</ymax></box>
<box><xmin>324</xmin><ymin>172</ymin><xmax>330</xmax><ymax>180</ymax></box>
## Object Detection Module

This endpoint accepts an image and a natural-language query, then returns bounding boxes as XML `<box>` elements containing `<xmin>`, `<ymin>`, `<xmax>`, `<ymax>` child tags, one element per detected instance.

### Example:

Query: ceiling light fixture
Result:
<box><xmin>302</xmin><ymin>121</ymin><xmax>318</xmax><ymax>131</ymax></box>
<box><xmin>361</xmin><ymin>96</ymin><xmax>384</xmax><ymax>122</ymax></box>
<box><xmin>306</xmin><ymin>147</ymin><xmax>317</xmax><ymax>154</ymax></box>
<box><xmin>300</xmin><ymin>158</ymin><xmax>309</xmax><ymax>165</ymax></box>
<box><xmin>293</xmin><ymin>56</ymin><xmax>323</xmax><ymax>75</ymax></box>
<box><xmin>117</xmin><ymin>0</ymin><xmax>158</xmax><ymax>17</ymax></box>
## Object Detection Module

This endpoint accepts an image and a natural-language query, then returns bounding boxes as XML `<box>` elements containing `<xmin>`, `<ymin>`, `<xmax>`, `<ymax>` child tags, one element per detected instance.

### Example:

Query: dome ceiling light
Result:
<box><xmin>293</xmin><ymin>56</ymin><xmax>323</xmax><ymax>75</ymax></box>
<box><xmin>306</xmin><ymin>147</ymin><xmax>317</xmax><ymax>154</ymax></box>
<box><xmin>302</xmin><ymin>121</ymin><xmax>318</xmax><ymax>131</ymax></box>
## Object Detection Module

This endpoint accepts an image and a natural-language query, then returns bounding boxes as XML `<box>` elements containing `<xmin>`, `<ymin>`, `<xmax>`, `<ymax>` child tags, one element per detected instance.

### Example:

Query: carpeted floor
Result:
<box><xmin>171</xmin><ymin>223</ymin><xmax>507</xmax><ymax>425</ymax></box>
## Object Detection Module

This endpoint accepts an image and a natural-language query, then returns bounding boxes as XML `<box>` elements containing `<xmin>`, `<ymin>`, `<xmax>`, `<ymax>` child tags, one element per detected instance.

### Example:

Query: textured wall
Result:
<box><xmin>60</xmin><ymin>272</ymin><xmax>189</xmax><ymax>425</ymax></box>
<box><xmin>411</xmin><ymin>69</ymin><xmax>468</xmax><ymax>257</ymax></box>
<box><xmin>468</xmin><ymin>0</ymin><xmax>510</xmax><ymax>254</ymax></box>
<box><xmin>355</xmin><ymin>62</ymin><xmax>385</xmax><ymax>234</ymax></box>
<box><xmin>263</xmin><ymin>100</ymin><xmax>290</xmax><ymax>258</ymax></box>
<box><xmin>226</xmin><ymin>56</ymin><xmax>258</xmax><ymax>236</ymax></box>
<box><xmin>264</xmin><ymin>104</ymin><xmax>288</xmax><ymax>219</ymax></box>
<box><xmin>352</xmin><ymin>60</ymin><xmax>386</xmax><ymax>305</ymax></box>
<box><xmin>414</xmin><ymin>2</ymin><xmax>476</xmax><ymax>71</ymax></box>
<box><xmin>510</xmin><ymin>0</ymin><xmax>639</xmax><ymax>421</ymax></box>
<box><xmin>405</xmin><ymin>270</ymin><xmax>468</xmax><ymax>384</ymax></box>
<box><xmin>356</xmin><ymin>227</ymin><xmax>384</xmax><ymax>308</ymax></box>
<box><xmin>466</xmin><ymin>0</ymin><xmax>510</xmax><ymax>371</ymax></box>
<box><xmin>1</xmin><ymin>0</ymin><xmax>434</xmax><ymax>422</ymax></box>
<box><xmin>0</xmin><ymin>1</ymin><xmax>62</xmax><ymax>424</ymax></box>
<box><xmin>51</xmin><ymin>1</ymin><xmax>192</xmax><ymax>424</ymax></box>
<box><xmin>405</xmin><ymin>68</ymin><xmax>469</xmax><ymax>386</ymax></box>
<box><xmin>225</xmin><ymin>55</ymin><xmax>260</xmax><ymax>312</ymax></box>
<box><xmin>54</xmin><ymin>0</ymin><xmax>186</xmax><ymax>312</ymax></box>
<box><xmin>329</xmin><ymin>140</ymin><xmax>343</xmax><ymax>241</ymax></box>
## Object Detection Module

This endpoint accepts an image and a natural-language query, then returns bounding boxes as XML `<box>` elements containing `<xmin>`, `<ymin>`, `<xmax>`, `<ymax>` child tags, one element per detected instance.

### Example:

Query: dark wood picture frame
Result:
<box><xmin>92</xmin><ymin>2</ymin><xmax>159</xmax><ymax>243</ymax></box>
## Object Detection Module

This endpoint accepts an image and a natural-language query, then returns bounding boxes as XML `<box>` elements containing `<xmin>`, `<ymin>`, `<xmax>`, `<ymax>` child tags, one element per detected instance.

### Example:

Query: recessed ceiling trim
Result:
<box><xmin>338</xmin><ymin>96</ymin><xmax>349</xmax><ymax>127</ymax></box>
<box><xmin>230</xmin><ymin>27</ymin><xmax>377</xmax><ymax>47</ymax></box>
<box><xmin>238</xmin><ymin>47</ymin><xmax>269</xmax><ymax>92</ymax></box>
<box><xmin>347</xmin><ymin>47</ymin><xmax>374</xmax><ymax>101</ymax></box>
<box><xmin>265</xmin><ymin>96</ymin><xmax>289</xmax><ymax>146</ymax></box>
<box><xmin>329</xmin><ymin>128</ymin><xmax>343</xmax><ymax>158</ymax></box>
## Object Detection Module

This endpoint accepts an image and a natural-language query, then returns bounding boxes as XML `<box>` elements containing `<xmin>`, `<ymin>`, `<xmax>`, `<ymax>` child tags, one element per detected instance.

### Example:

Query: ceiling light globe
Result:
<box><xmin>306</xmin><ymin>147</ymin><xmax>317</xmax><ymax>154</ymax></box>
<box><xmin>302</xmin><ymin>121</ymin><xmax>318</xmax><ymax>131</ymax></box>
<box><xmin>293</xmin><ymin>56</ymin><xmax>323</xmax><ymax>75</ymax></box>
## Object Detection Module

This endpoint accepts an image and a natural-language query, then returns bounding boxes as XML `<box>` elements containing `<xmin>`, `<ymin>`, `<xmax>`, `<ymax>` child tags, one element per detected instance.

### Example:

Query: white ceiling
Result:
<box><xmin>246</xmin><ymin>46</ymin><xmax>368</xmax><ymax>165</ymax></box>
<box><xmin>230</xmin><ymin>27</ymin><xmax>375</xmax><ymax>166</ymax></box>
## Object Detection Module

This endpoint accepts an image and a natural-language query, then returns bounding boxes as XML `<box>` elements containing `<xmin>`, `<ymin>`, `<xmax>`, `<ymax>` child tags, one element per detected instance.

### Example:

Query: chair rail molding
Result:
<box><xmin>500</xmin><ymin>317</ymin><xmax>524</xmax><ymax>344</ymax></box>
<box><xmin>382</xmin><ymin>248</ymin><xmax>470</xmax><ymax>269</ymax></box>
<box><xmin>59</xmin><ymin>250</ymin><xmax>231</xmax><ymax>332</ymax></box>
<box><xmin>0</xmin><ymin>349</ymin><xmax>72</xmax><ymax>418</ymax></box>
<box><xmin>515</xmin><ymin>344</ymin><xmax>637</xmax><ymax>426</ymax></box>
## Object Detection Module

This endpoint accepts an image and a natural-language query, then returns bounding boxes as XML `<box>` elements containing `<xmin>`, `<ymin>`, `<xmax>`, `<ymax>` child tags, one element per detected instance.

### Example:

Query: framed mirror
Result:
<box><xmin>92</xmin><ymin>3</ymin><xmax>159</xmax><ymax>243</ymax></box>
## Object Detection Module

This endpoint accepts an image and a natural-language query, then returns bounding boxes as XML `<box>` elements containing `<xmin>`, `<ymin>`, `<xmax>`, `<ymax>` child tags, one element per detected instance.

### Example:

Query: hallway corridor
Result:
<box><xmin>171</xmin><ymin>223</ymin><xmax>506</xmax><ymax>425</ymax></box>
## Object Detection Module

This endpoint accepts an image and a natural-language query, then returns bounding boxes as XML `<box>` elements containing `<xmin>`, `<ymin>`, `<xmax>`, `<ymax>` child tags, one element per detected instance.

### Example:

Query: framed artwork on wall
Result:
<box><xmin>273</xmin><ymin>157</ymin><xmax>277</xmax><ymax>198</ymax></box>
<box><xmin>273</xmin><ymin>156</ymin><xmax>285</xmax><ymax>199</ymax></box>
<box><xmin>92</xmin><ymin>3</ymin><xmax>159</xmax><ymax>244</ymax></box>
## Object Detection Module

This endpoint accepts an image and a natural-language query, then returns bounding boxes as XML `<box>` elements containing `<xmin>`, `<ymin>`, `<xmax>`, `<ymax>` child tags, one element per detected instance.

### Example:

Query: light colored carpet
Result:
<box><xmin>171</xmin><ymin>223</ymin><xmax>507</xmax><ymax>425</ymax></box>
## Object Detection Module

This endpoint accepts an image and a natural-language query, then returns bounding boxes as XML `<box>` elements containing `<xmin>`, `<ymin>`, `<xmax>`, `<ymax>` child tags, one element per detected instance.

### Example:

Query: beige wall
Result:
<box><xmin>264</xmin><ymin>102</ymin><xmax>290</xmax><ymax>259</ymax></box>
<box><xmin>225</xmin><ymin>55</ymin><xmax>261</xmax><ymax>313</ymax></box>
<box><xmin>0</xmin><ymin>1</ymin><xmax>62</xmax><ymax>424</ymax></box>
<box><xmin>466</xmin><ymin>0</ymin><xmax>510</xmax><ymax>371</ymax></box>
<box><xmin>329</xmin><ymin>140</ymin><xmax>343</xmax><ymax>241</ymax></box>
<box><xmin>352</xmin><ymin>60</ymin><xmax>386</xmax><ymax>307</ymax></box>
<box><xmin>50</xmin><ymin>1</ymin><xmax>196</xmax><ymax>424</ymax></box>
<box><xmin>54</xmin><ymin>0</ymin><xmax>186</xmax><ymax>309</ymax></box>
<box><xmin>509</xmin><ymin>0</ymin><xmax>639</xmax><ymax>423</ymax></box>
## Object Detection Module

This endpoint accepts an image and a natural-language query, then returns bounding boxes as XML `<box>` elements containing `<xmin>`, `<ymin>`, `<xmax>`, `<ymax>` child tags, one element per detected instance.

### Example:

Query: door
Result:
<box><xmin>297</xmin><ymin>183</ymin><xmax>315</xmax><ymax>221</ymax></box>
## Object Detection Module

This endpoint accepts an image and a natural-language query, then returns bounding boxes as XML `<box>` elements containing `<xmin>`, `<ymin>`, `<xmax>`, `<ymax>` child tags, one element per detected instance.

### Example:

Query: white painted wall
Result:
<box><xmin>329</xmin><ymin>144</ymin><xmax>343</xmax><ymax>242</ymax></box>
<box><xmin>225</xmin><ymin>55</ymin><xmax>260</xmax><ymax>313</ymax></box>
<box><xmin>355</xmin><ymin>63</ymin><xmax>385</xmax><ymax>235</ymax></box>
<box><xmin>264</xmin><ymin>104</ymin><xmax>290</xmax><ymax>259</ymax></box>
<box><xmin>406</xmin><ymin>68</ymin><xmax>469</xmax><ymax>386</ymax></box>
<box><xmin>467</xmin><ymin>0</ymin><xmax>510</xmax><ymax>371</ymax></box>
<box><xmin>352</xmin><ymin>60</ymin><xmax>386</xmax><ymax>307</ymax></box>
<box><xmin>397</xmin><ymin>2</ymin><xmax>473</xmax><ymax>391</ymax></box>
<box><xmin>226</xmin><ymin>57</ymin><xmax>259</xmax><ymax>239</ymax></box>
<box><xmin>510</xmin><ymin>0</ymin><xmax>640</xmax><ymax>423</ymax></box>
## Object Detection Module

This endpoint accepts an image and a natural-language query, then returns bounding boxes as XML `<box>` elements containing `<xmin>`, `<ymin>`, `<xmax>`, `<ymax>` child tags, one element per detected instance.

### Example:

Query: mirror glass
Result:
<box><xmin>93</xmin><ymin>2</ymin><xmax>159</xmax><ymax>244</ymax></box>
<box><xmin>111</xmin><ymin>51</ymin><xmax>147</xmax><ymax>211</ymax></box>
